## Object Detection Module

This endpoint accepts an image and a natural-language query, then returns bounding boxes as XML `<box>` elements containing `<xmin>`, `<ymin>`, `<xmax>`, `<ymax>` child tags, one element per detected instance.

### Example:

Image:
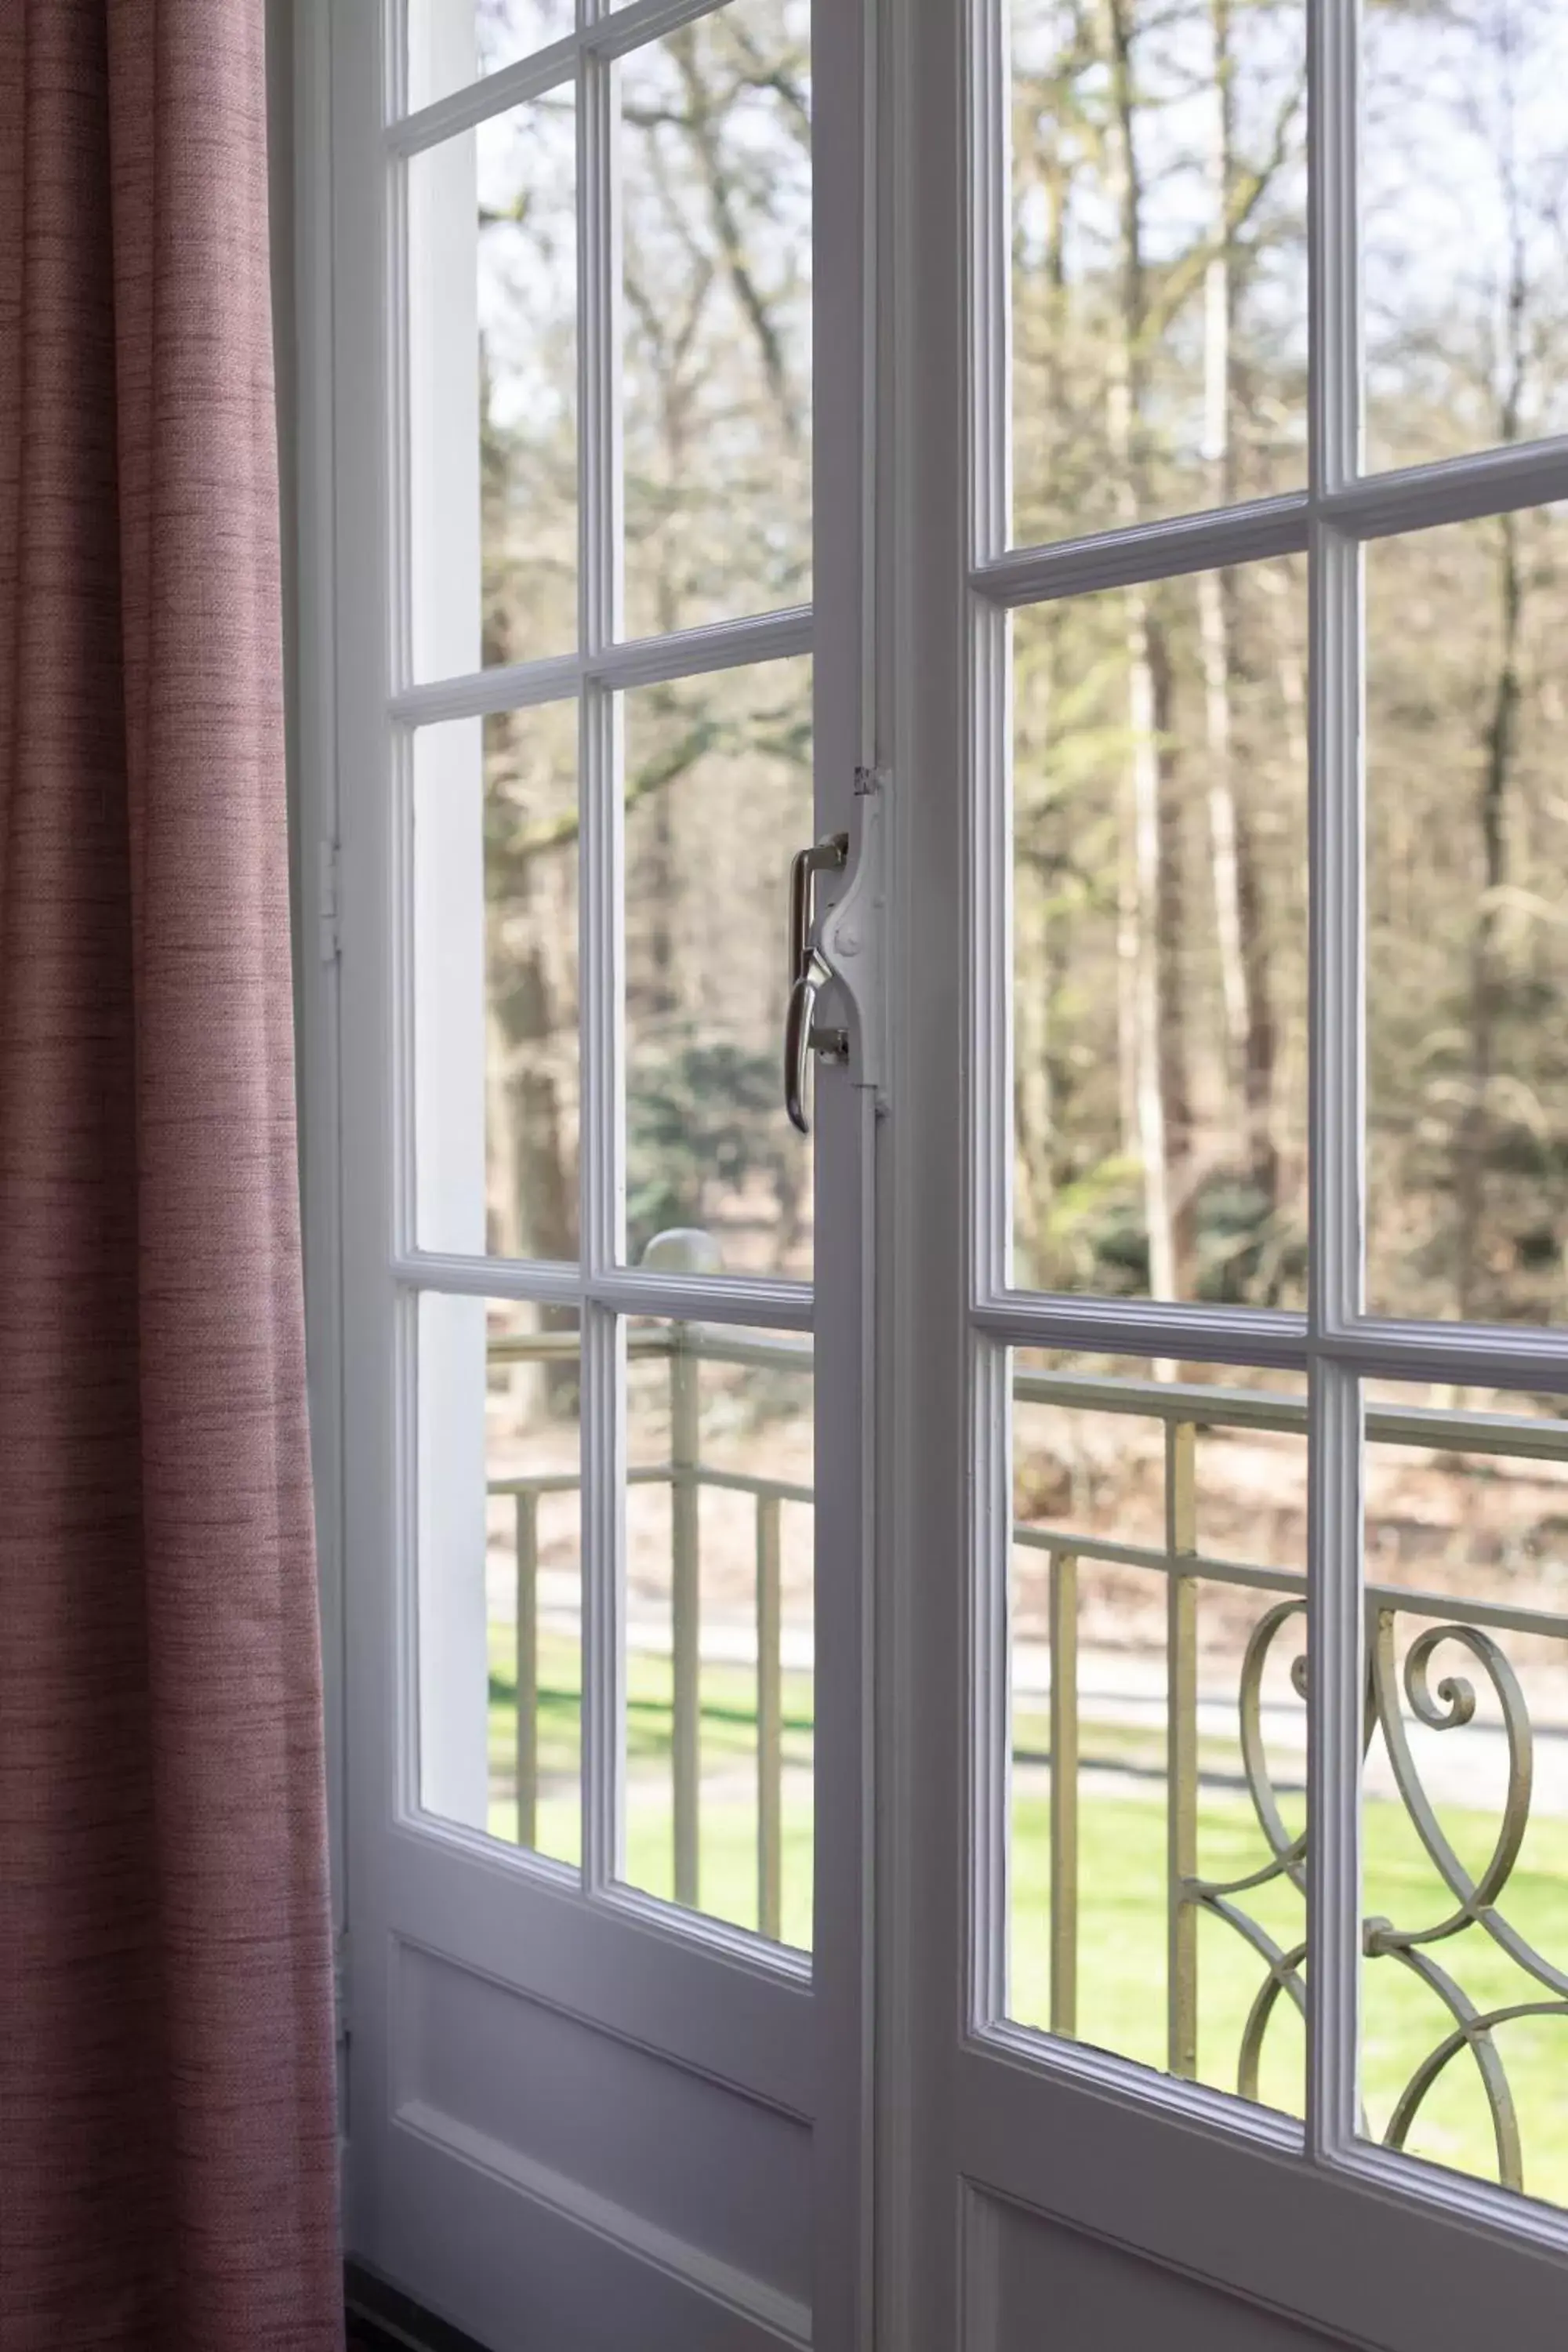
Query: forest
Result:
<box><xmin>466</xmin><ymin>0</ymin><xmax>1568</xmax><ymax>1316</ymax></box>
<box><xmin>471</xmin><ymin>0</ymin><xmax>813</xmax><ymax>1277</ymax></box>
<box><xmin>1011</xmin><ymin>0</ymin><xmax>1568</xmax><ymax>1324</ymax></box>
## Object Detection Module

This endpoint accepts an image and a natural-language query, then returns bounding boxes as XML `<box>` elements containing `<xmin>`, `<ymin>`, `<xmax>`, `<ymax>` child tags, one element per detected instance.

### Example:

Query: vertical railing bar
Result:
<box><xmin>515</xmin><ymin>1490</ymin><xmax>539</xmax><ymax>1848</ymax></box>
<box><xmin>1306</xmin><ymin>0</ymin><xmax>1366</xmax><ymax>2166</ymax></box>
<box><xmin>1047</xmin><ymin>1548</ymin><xmax>1079</xmax><ymax>2039</ymax></box>
<box><xmin>971</xmin><ymin>1338</ymin><xmax>1014</xmax><ymax>2027</ymax></box>
<box><xmin>1167</xmin><ymin>1420</ymin><xmax>1199</xmax><ymax>2081</ymax></box>
<box><xmin>670</xmin><ymin>1323</ymin><xmax>702</xmax><ymax>1908</ymax></box>
<box><xmin>579</xmin><ymin>1303</ymin><xmax>625</xmax><ymax>1889</ymax></box>
<box><xmin>757</xmin><ymin>1492</ymin><xmax>784</xmax><ymax>1942</ymax></box>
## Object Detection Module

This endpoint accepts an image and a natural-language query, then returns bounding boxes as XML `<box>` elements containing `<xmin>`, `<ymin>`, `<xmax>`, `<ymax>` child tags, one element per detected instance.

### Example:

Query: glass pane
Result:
<box><xmin>1364</xmin><ymin>2</ymin><xmax>1568</xmax><ymax>474</ymax></box>
<box><xmin>621</xmin><ymin>1318</ymin><xmax>815</xmax><ymax>1949</ymax></box>
<box><xmin>1012</xmin><ymin>559</ymin><xmax>1308</xmax><ymax>1307</ymax></box>
<box><xmin>1367</xmin><ymin>510</ymin><xmax>1568</xmax><ymax>1325</ymax></box>
<box><xmin>1007</xmin><ymin>1351</ymin><xmax>1308</xmax><ymax>2115</ymax></box>
<box><xmin>623</xmin><ymin>658</ymin><xmax>812</xmax><ymax>1276</ymax></box>
<box><xmin>408</xmin><ymin>96</ymin><xmax>576</xmax><ymax>684</ymax></box>
<box><xmin>622</xmin><ymin>0</ymin><xmax>811</xmax><ymax>639</ymax></box>
<box><xmin>1360</xmin><ymin>1381</ymin><xmax>1568</xmax><ymax>2209</ymax></box>
<box><xmin>408</xmin><ymin>1</ymin><xmax>575</xmax><ymax>118</ymax></box>
<box><xmin>414</xmin><ymin>705</ymin><xmax>581</xmax><ymax>1261</ymax></box>
<box><xmin>1009</xmin><ymin>0</ymin><xmax>1306</xmax><ymax>550</ymax></box>
<box><xmin>418</xmin><ymin>1297</ymin><xmax>582</xmax><ymax>1867</ymax></box>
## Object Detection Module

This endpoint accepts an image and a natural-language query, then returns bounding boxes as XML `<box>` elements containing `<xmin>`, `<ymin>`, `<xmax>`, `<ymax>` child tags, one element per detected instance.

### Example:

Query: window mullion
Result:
<box><xmin>1305</xmin><ymin>0</ymin><xmax>1365</xmax><ymax>2168</ymax></box>
<box><xmin>578</xmin><ymin>26</ymin><xmax>627</xmax><ymax>1897</ymax></box>
<box><xmin>965</xmin><ymin>0</ymin><xmax>1014</xmax><ymax>2032</ymax></box>
<box><xmin>966</xmin><ymin>0</ymin><xmax>1011</xmax><ymax>1308</ymax></box>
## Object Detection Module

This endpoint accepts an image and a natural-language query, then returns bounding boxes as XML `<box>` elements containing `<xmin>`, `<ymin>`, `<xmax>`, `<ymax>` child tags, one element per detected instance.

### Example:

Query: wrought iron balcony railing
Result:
<box><xmin>1011</xmin><ymin>1367</ymin><xmax>1568</xmax><ymax>2187</ymax></box>
<box><xmin>487</xmin><ymin>1319</ymin><xmax>811</xmax><ymax>1942</ymax></box>
<box><xmin>485</xmin><ymin>1325</ymin><xmax>1568</xmax><ymax>2189</ymax></box>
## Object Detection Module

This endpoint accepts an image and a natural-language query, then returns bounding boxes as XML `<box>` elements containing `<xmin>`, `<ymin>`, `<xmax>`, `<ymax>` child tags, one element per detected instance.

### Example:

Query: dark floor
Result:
<box><xmin>345</xmin><ymin>2273</ymin><xmax>490</xmax><ymax>2352</ymax></box>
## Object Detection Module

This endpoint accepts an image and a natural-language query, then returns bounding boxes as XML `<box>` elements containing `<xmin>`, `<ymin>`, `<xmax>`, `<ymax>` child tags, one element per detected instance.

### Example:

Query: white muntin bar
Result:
<box><xmin>577</xmin><ymin>0</ymin><xmax>628</xmax><ymax>1899</ymax></box>
<box><xmin>973</xmin><ymin>1289</ymin><xmax>1308</xmax><ymax>1370</ymax></box>
<box><xmin>963</xmin><ymin>0</ymin><xmax>1011</xmax><ymax>1300</ymax></box>
<box><xmin>1305</xmin><ymin>0</ymin><xmax>1364</xmax><ymax>2173</ymax></box>
<box><xmin>390</xmin><ymin>608</ymin><xmax>813</xmax><ymax>728</ymax></box>
<box><xmin>391</xmin><ymin>1248</ymin><xmax>816</xmax><ymax>1331</ymax></box>
<box><xmin>389</xmin><ymin>0</ymin><xmax>736</xmax><ymax>153</ymax></box>
<box><xmin>590</xmin><ymin>1269</ymin><xmax>813</xmax><ymax>1331</ymax></box>
<box><xmin>1322</xmin><ymin>434</ymin><xmax>1568</xmax><ymax>543</ymax></box>
<box><xmin>974</xmin><ymin>492</ymin><xmax>1309</xmax><ymax>609</ymax></box>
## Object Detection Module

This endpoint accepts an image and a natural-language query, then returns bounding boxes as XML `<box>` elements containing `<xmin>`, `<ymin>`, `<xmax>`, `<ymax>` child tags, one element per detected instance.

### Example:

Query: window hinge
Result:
<box><xmin>334</xmin><ymin>1927</ymin><xmax>350</xmax><ymax>2045</ymax></box>
<box><xmin>319</xmin><ymin>839</ymin><xmax>342</xmax><ymax>965</ymax></box>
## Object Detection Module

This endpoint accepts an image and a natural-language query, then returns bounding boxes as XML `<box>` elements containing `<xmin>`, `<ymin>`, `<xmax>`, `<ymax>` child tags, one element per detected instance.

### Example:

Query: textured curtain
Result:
<box><xmin>0</xmin><ymin>4</ymin><xmax>343</xmax><ymax>2347</ymax></box>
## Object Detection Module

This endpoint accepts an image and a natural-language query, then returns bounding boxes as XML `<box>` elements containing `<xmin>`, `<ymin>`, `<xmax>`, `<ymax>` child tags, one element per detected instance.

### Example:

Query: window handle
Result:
<box><xmin>783</xmin><ymin>832</ymin><xmax>848</xmax><ymax>1135</ymax></box>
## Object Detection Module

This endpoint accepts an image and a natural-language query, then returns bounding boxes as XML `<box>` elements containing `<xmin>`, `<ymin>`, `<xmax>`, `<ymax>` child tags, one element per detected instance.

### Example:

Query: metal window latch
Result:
<box><xmin>783</xmin><ymin>831</ymin><xmax>848</xmax><ymax>1134</ymax></box>
<box><xmin>782</xmin><ymin>771</ymin><xmax>888</xmax><ymax>1134</ymax></box>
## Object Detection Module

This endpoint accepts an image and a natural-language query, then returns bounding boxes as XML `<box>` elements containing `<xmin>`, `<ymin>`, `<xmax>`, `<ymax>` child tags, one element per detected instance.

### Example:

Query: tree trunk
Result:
<box><xmin>485</xmin><ymin>997</ymin><xmax>524</xmax><ymax>1259</ymax></box>
<box><xmin>1105</xmin><ymin>0</ymin><xmax>1190</xmax><ymax>1303</ymax></box>
<box><xmin>481</xmin><ymin>340</ymin><xmax>580</xmax><ymax>1275</ymax></box>
<box><xmin>493</xmin><ymin>920</ymin><xmax>579</xmax><ymax>1268</ymax></box>
<box><xmin>1456</xmin><ymin>504</ymin><xmax>1521</xmax><ymax>1321</ymax></box>
<box><xmin>1014</xmin><ymin>132</ymin><xmax>1070</xmax><ymax>1279</ymax></box>
<box><xmin>1196</xmin><ymin>0</ymin><xmax>1278</xmax><ymax>1213</ymax></box>
<box><xmin>1455</xmin><ymin>100</ymin><xmax>1528</xmax><ymax>1322</ymax></box>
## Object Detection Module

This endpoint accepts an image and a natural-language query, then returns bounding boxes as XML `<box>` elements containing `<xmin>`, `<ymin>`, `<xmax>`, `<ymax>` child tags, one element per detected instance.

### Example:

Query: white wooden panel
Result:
<box><xmin>956</xmin><ymin>2038</ymin><xmax>1568</xmax><ymax>2352</ymax></box>
<box><xmin>377</xmin><ymin>2114</ymin><xmax>809</xmax><ymax>2351</ymax></box>
<box><xmin>387</xmin><ymin>1826</ymin><xmax>815</xmax><ymax>2114</ymax></box>
<box><xmin>966</xmin><ymin>2190</ymin><xmax>1345</xmax><ymax>2352</ymax></box>
<box><xmin>394</xmin><ymin>1940</ymin><xmax>812</xmax><ymax>2302</ymax></box>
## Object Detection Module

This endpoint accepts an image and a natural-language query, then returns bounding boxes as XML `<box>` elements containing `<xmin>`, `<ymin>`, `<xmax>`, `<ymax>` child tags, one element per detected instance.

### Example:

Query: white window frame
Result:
<box><xmin>961</xmin><ymin>0</ymin><xmax>1568</xmax><ymax>2273</ymax></box>
<box><xmin>285</xmin><ymin>0</ymin><xmax>1568</xmax><ymax>2332</ymax></box>
<box><xmin>291</xmin><ymin>0</ymin><xmax>880</xmax><ymax>2338</ymax></box>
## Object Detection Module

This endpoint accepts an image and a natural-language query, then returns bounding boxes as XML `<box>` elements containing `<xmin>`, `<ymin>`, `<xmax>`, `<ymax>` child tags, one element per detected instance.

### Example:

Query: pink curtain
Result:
<box><xmin>0</xmin><ymin>4</ymin><xmax>343</xmax><ymax>2346</ymax></box>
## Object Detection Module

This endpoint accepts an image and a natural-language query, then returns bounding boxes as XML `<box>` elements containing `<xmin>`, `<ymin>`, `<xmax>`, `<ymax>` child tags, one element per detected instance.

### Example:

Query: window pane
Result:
<box><xmin>409</xmin><ymin>97</ymin><xmax>576</xmax><ymax>684</ymax></box>
<box><xmin>418</xmin><ymin>1297</ymin><xmax>582</xmax><ymax>1868</ymax></box>
<box><xmin>407</xmin><ymin>1</ymin><xmax>575</xmax><ymax>117</ymax></box>
<box><xmin>623</xmin><ymin>659</ymin><xmax>812</xmax><ymax>1276</ymax></box>
<box><xmin>1012</xmin><ymin>560</ymin><xmax>1308</xmax><ymax>1307</ymax></box>
<box><xmin>1007</xmin><ymin>1351</ymin><xmax>1308</xmax><ymax>2116</ymax></box>
<box><xmin>1009</xmin><ymin>0</ymin><xmax>1306</xmax><ymax>550</ymax></box>
<box><xmin>621</xmin><ymin>1319</ymin><xmax>815</xmax><ymax>1950</ymax></box>
<box><xmin>1367</xmin><ymin>510</ymin><xmax>1568</xmax><ymax>1326</ymax></box>
<box><xmin>1364</xmin><ymin>2</ymin><xmax>1568</xmax><ymax>475</ymax></box>
<box><xmin>414</xmin><ymin>706</ymin><xmax>581</xmax><ymax>1261</ymax></box>
<box><xmin>622</xmin><ymin>0</ymin><xmax>812</xmax><ymax>638</ymax></box>
<box><xmin>1360</xmin><ymin>1381</ymin><xmax>1568</xmax><ymax>2210</ymax></box>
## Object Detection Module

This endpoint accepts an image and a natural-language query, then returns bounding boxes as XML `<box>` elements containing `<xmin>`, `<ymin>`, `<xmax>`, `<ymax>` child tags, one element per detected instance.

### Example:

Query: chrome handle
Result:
<box><xmin>783</xmin><ymin>832</ymin><xmax>848</xmax><ymax>1135</ymax></box>
<box><xmin>784</xmin><ymin>972</ymin><xmax>818</xmax><ymax>1135</ymax></box>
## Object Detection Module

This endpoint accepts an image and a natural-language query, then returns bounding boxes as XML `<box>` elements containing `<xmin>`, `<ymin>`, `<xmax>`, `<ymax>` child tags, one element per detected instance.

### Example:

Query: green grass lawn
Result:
<box><xmin>483</xmin><ymin>1631</ymin><xmax>1568</xmax><ymax>2207</ymax></box>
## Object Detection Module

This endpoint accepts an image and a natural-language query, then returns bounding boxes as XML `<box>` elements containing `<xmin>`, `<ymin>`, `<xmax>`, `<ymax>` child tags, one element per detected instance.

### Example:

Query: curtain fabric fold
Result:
<box><xmin>0</xmin><ymin>4</ymin><xmax>343</xmax><ymax>2345</ymax></box>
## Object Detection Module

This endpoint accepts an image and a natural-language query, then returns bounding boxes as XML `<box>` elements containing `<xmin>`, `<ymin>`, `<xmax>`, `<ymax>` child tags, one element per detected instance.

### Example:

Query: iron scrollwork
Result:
<box><xmin>1186</xmin><ymin>1600</ymin><xmax>1568</xmax><ymax>2190</ymax></box>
